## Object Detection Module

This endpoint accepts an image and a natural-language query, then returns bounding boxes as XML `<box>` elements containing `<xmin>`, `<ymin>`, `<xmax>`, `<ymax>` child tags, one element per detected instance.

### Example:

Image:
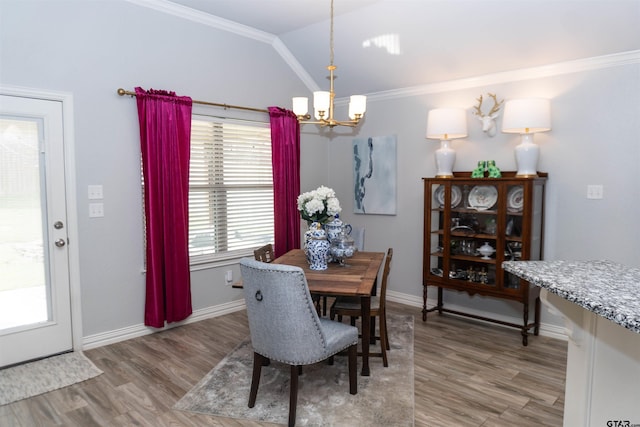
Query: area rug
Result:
<box><xmin>174</xmin><ymin>314</ymin><xmax>414</xmax><ymax>426</ymax></box>
<box><xmin>0</xmin><ymin>351</ymin><xmax>103</xmax><ymax>405</ymax></box>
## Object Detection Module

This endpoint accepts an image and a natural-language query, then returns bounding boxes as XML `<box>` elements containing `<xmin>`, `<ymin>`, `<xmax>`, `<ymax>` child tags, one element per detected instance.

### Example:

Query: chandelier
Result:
<box><xmin>292</xmin><ymin>0</ymin><xmax>366</xmax><ymax>128</ymax></box>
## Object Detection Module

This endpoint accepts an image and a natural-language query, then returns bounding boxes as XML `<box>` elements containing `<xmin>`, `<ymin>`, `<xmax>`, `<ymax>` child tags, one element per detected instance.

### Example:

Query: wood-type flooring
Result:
<box><xmin>0</xmin><ymin>301</ymin><xmax>567</xmax><ymax>426</ymax></box>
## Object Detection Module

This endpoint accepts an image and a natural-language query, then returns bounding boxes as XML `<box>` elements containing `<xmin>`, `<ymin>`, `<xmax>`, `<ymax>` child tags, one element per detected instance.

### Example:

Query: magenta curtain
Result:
<box><xmin>135</xmin><ymin>87</ymin><xmax>193</xmax><ymax>328</ymax></box>
<box><xmin>268</xmin><ymin>107</ymin><xmax>301</xmax><ymax>258</ymax></box>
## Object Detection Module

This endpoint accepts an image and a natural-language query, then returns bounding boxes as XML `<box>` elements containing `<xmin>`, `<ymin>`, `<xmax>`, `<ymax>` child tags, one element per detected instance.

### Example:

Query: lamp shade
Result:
<box><xmin>348</xmin><ymin>95</ymin><xmax>367</xmax><ymax>119</ymax></box>
<box><xmin>426</xmin><ymin>108</ymin><xmax>468</xmax><ymax>140</ymax></box>
<box><xmin>502</xmin><ymin>98</ymin><xmax>551</xmax><ymax>134</ymax></box>
<box><xmin>292</xmin><ymin>97</ymin><xmax>308</xmax><ymax>116</ymax></box>
<box><xmin>313</xmin><ymin>91</ymin><xmax>330</xmax><ymax>120</ymax></box>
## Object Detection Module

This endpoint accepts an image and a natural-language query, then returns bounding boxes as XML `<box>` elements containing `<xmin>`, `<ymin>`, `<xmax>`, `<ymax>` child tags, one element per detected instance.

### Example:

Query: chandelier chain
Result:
<box><xmin>330</xmin><ymin>0</ymin><xmax>334</xmax><ymax>66</ymax></box>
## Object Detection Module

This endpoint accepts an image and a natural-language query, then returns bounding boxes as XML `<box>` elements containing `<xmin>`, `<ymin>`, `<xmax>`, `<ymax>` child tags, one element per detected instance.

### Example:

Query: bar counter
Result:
<box><xmin>502</xmin><ymin>259</ymin><xmax>640</xmax><ymax>426</ymax></box>
<box><xmin>502</xmin><ymin>259</ymin><xmax>640</xmax><ymax>333</ymax></box>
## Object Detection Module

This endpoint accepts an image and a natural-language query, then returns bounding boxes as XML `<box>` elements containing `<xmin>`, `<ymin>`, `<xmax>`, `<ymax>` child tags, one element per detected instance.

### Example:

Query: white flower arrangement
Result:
<box><xmin>297</xmin><ymin>185</ymin><xmax>342</xmax><ymax>224</ymax></box>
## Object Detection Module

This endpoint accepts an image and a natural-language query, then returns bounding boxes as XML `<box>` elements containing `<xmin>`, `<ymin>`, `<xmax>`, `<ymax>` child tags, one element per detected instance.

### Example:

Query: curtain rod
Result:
<box><xmin>116</xmin><ymin>88</ymin><xmax>269</xmax><ymax>114</ymax></box>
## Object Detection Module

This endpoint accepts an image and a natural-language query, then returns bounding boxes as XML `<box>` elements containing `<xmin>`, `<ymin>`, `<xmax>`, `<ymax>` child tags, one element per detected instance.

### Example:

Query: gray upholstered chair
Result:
<box><xmin>240</xmin><ymin>258</ymin><xmax>358</xmax><ymax>427</ymax></box>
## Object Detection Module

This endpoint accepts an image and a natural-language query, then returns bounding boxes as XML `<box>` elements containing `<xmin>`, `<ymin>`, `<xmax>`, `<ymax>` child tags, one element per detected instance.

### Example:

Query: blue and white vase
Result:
<box><xmin>324</xmin><ymin>215</ymin><xmax>344</xmax><ymax>243</ymax></box>
<box><xmin>305</xmin><ymin>221</ymin><xmax>330</xmax><ymax>270</ymax></box>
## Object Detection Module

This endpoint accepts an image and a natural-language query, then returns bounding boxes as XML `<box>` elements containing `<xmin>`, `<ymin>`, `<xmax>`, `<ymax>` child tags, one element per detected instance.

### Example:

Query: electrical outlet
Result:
<box><xmin>225</xmin><ymin>270</ymin><xmax>233</xmax><ymax>283</ymax></box>
<box><xmin>587</xmin><ymin>185</ymin><xmax>603</xmax><ymax>199</ymax></box>
<box><xmin>89</xmin><ymin>203</ymin><xmax>104</xmax><ymax>217</ymax></box>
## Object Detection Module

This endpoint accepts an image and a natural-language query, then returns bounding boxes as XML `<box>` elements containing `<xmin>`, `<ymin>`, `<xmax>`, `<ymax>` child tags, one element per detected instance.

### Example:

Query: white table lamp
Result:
<box><xmin>501</xmin><ymin>98</ymin><xmax>551</xmax><ymax>177</ymax></box>
<box><xmin>426</xmin><ymin>108</ymin><xmax>468</xmax><ymax>178</ymax></box>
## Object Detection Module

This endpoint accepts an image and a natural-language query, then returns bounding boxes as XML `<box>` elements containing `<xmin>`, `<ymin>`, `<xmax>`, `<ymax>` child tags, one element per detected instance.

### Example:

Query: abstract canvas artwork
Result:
<box><xmin>353</xmin><ymin>135</ymin><xmax>397</xmax><ymax>215</ymax></box>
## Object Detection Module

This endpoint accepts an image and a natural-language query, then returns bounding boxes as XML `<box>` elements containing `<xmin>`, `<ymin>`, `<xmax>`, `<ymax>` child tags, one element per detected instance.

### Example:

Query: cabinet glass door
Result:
<box><xmin>448</xmin><ymin>183</ymin><xmax>498</xmax><ymax>286</ymax></box>
<box><xmin>427</xmin><ymin>183</ymin><xmax>446</xmax><ymax>280</ymax></box>
<box><xmin>504</xmin><ymin>184</ymin><xmax>524</xmax><ymax>289</ymax></box>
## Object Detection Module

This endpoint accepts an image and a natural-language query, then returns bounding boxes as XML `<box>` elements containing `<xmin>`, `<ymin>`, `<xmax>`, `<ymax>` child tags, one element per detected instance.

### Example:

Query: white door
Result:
<box><xmin>0</xmin><ymin>93</ymin><xmax>73</xmax><ymax>367</ymax></box>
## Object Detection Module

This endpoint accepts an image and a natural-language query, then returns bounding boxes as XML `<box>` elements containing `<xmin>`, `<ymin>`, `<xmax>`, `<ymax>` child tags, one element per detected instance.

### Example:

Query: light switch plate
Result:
<box><xmin>587</xmin><ymin>185</ymin><xmax>603</xmax><ymax>199</ymax></box>
<box><xmin>88</xmin><ymin>185</ymin><xmax>103</xmax><ymax>200</ymax></box>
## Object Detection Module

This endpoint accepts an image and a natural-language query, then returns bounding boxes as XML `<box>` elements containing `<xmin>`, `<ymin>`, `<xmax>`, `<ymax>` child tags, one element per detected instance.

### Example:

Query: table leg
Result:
<box><xmin>370</xmin><ymin>276</ymin><xmax>378</xmax><ymax>343</ymax></box>
<box><xmin>361</xmin><ymin>295</ymin><xmax>371</xmax><ymax>376</ymax></box>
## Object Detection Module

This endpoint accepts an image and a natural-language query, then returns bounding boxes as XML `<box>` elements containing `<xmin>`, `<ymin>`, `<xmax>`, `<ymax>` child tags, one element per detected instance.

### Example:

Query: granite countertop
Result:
<box><xmin>502</xmin><ymin>260</ymin><xmax>640</xmax><ymax>334</ymax></box>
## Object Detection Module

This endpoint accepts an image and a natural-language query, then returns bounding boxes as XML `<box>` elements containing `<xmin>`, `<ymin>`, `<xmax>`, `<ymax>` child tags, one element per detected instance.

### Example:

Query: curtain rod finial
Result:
<box><xmin>117</xmin><ymin>88</ymin><xmax>126</xmax><ymax>96</ymax></box>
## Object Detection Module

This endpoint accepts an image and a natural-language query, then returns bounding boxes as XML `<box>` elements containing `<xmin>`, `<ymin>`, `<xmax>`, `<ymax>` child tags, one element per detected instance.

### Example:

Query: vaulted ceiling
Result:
<box><xmin>162</xmin><ymin>0</ymin><xmax>640</xmax><ymax>96</ymax></box>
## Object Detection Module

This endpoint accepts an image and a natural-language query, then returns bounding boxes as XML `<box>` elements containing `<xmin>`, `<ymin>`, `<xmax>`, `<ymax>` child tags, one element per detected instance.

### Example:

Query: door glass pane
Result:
<box><xmin>0</xmin><ymin>118</ymin><xmax>48</xmax><ymax>331</ymax></box>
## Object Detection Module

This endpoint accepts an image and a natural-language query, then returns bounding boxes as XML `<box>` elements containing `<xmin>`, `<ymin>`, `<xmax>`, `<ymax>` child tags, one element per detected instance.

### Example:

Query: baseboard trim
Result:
<box><xmin>83</xmin><ymin>290</ymin><xmax>566</xmax><ymax>350</ymax></box>
<box><xmin>82</xmin><ymin>299</ymin><xmax>247</xmax><ymax>350</ymax></box>
<box><xmin>387</xmin><ymin>290</ymin><xmax>567</xmax><ymax>341</ymax></box>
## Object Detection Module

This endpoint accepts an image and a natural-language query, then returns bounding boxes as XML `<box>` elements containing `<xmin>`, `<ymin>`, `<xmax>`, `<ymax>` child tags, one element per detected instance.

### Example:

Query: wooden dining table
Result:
<box><xmin>269</xmin><ymin>249</ymin><xmax>385</xmax><ymax>376</ymax></box>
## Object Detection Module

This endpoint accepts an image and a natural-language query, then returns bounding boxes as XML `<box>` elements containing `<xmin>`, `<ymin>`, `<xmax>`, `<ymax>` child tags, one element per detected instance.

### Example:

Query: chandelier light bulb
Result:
<box><xmin>313</xmin><ymin>91</ymin><xmax>330</xmax><ymax>119</ymax></box>
<box><xmin>292</xmin><ymin>97</ymin><xmax>309</xmax><ymax>117</ymax></box>
<box><xmin>349</xmin><ymin>95</ymin><xmax>367</xmax><ymax>119</ymax></box>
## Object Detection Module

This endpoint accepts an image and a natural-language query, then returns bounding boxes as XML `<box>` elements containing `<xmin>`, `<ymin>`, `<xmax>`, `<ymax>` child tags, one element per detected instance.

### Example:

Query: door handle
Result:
<box><xmin>55</xmin><ymin>239</ymin><xmax>66</xmax><ymax>247</ymax></box>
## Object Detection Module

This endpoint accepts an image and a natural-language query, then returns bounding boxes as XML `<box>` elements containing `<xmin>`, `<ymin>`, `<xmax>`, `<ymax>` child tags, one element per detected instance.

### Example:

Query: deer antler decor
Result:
<box><xmin>472</xmin><ymin>93</ymin><xmax>504</xmax><ymax>137</ymax></box>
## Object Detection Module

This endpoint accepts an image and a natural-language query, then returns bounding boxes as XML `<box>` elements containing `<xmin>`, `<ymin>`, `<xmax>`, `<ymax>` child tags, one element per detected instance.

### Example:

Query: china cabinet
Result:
<box><xmin>422</xmin><ymin>171</ymin><xmax>547</xmax><ymax>345</ymax></box>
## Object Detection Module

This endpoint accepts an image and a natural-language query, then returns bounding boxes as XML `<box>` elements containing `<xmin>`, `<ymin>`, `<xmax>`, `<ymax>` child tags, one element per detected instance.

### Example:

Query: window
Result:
<box><xmin>188</xmin><ymin>116</ymin><xmax>273</xmax><ymax>264</ymax></box>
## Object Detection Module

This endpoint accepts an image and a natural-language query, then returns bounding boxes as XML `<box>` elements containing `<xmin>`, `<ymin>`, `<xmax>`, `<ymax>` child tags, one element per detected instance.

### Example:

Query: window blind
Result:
<box><xmin>188</xmin><ymin>116</ymin><xmax>273</xmax><ymax>264</ymax></box>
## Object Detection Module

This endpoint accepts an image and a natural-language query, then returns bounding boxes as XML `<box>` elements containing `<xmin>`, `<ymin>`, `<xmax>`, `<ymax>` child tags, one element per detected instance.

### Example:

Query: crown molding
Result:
<box><xmin>123</xmin><ymin>1</ymin><xmax>639</xmax><ymax>105</ymax></box>
<box><xmin>364</xmin><ymin>50</ymin><xmax>640</xmax><ymax>103</ymax></box>
<box><xmin>125</xmin><ymin>0</ymin><xmax>319</xmax><ymax>93</ymax></box>
<box><xmin>271</xmin><ymin>38</ymin><xmax>320</xmax><ymax>93</ymax></box>
<box><xmin>124</xmin><ymin>0</ymin><xmax>275</xmax><ymax>44</ymax></box>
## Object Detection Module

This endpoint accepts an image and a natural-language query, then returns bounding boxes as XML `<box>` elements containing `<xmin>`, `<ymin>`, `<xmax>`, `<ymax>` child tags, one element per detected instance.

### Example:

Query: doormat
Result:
<box><xmin>0</xmin><ymin>351</ymin><xmax>103</xmax><ymax>405</ymax></box>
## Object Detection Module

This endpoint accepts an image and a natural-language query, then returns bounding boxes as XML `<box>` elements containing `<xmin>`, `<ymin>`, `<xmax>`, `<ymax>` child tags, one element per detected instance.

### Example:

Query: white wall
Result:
<box><xmin>327</xmin><ymin>60</ymin><xmax>640</xmax><ymax>328</ymax></box>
